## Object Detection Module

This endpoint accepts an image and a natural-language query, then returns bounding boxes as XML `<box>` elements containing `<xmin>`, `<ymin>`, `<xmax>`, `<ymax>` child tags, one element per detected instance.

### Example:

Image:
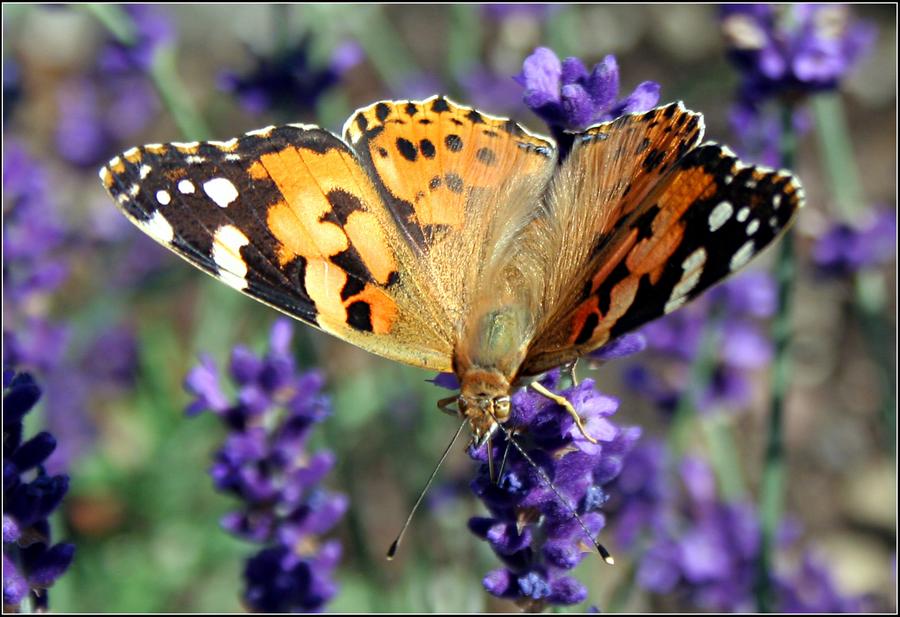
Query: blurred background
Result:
<box><xmin>3</xmin><ymin>4</ymin><xmax>896</xmax><ymax>612</ymax></box>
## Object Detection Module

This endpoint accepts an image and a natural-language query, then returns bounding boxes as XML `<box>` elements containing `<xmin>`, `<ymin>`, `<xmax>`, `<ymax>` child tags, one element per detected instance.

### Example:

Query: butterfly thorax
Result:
<box><xmin>455</xmin><ymin>303</ymin><xmax>533</xmax><ymax>444</ymax></box>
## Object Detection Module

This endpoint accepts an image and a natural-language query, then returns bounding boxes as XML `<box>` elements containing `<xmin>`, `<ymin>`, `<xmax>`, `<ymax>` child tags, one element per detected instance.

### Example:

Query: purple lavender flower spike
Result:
<box><xmin>466</xmin><ymin>370</ymin><xmax>640</xmax><ymax>610</ymax></box>
<box><xmin>515</xmin><ymin>47</ymin><xmax>660</xmax><ymax>159</ymax></box>
<box><xmin>721</xmin><ymin>4</ymin><xmax>876</xmax><ymax>105</ymax></box>
<box><xmin>3</xmin><ymin>373</ymin><xmax>75</xmax><ymax>610</ymax></box>
<box><xmin>185</xmin><ymin>319</ymin><xmax>346</xmax><ymax>612</ymax></box>
<box><xmin>722</xmin><ymin>5</ymin><xmax>876</xmax><ymax>162</ymax></box>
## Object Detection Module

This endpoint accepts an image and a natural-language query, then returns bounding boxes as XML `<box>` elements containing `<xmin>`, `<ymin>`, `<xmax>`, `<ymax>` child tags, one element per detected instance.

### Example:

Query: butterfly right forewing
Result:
<box><xmin>523</xmin><ymin>123</ymin><xmax>803</xmax><ymax>376</ymax></box>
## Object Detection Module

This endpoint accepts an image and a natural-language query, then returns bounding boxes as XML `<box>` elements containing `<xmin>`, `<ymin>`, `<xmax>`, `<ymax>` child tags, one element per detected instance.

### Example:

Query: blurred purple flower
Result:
<box><xmin>54</xmin><ymin>5</ymin><xmax>168</xmax><ymax>168</ymax></box>
<box><xmin>219</xmin><ymin>37</ymin><xmax>362</xmax><ymax>116</ymax></box>
<box><xmin>625</xmin><ymin>271</ymin><xmax>776</xmax><ymax>415</ymax></box>
<box><xmin>56</xmin><ymin>76</ymin><xmax>159</xmax><ymax>169</ymax></box>
<box><xmin>729</xmin><ymin>101</ymin><xmax>811</xmax><ymax>167</ymax></box>
<box><xmin>3</xmin><ymin>372</ymin><xmax>75</xmax><ymax>610</ymax></box>
<box><xmin>515</xmin><ymin>47</ymin><xmax>660</xmax><ymax>134</ymax></box>
<box><xmin>634</xmin><ymin>457</ymin><xmax>761</xmax><ymax>611</ymax></box>
<box><xmin>604</xmin><ymin>439</ymin><xmax>673</xmax><ymax>549</ymax></box>
<box><xmin>467</xmin><ymin>370</ymin><xmax>640</xmax><ymax>610</ymax></box>
<box><xmin>185</xmin><ymin>319</ymin><xmax>346</xmax><ymax>612</ymax></box>
<box><xmin>482</xmin><ymin>4</ymin><xmax>559</xmax><ymax>20</ymax></box>
<box><xmin>812</xmin><ymin>208</ymin><xmax>897</xmax><ymax>277</ymax></box>
<box><xmin>458</xmin><ymin>68</ymin><xmax>524</xmax><ymax>115</ymax></box>
<box><xmin>4</xmin><ymin>58</ymin><xmax>22</xmax><ymax>121</ymax></box>
<box><xmin>721</xmin><ymin>5</ymin><xmax>876</xmax><ymax>105</ymax></box>
<box><xmin>394</xmin><ymin>72</ymin><xmax>445</xmax><ymax>101</ymax></box>
<box><xmin>97</xmin><ymin>4</ymin><xmax>175</xmax><ymax>74</ymax></box>
<box><xmin>609</xmin><ymin>441</ymin><xmax>869</xmax><ymax>611</ymax></box>
<box><xmin>723</xmin><ymin>5</ymin><xmax>875</xmax><ymax>165</ymax></box>
<box><xmin>776</xmin><ymin>553</ymin><xmax>872</xmax><ymax>612</ymax></box>
<box><xmin>2</xmin><ymin>141</ymin><xmax>68</xmax><ymax>305</ymax></box>
<box><xmin>587</xmin><ymin>333</ymin><xmax>648</xmax><ymax>363</ymax></box>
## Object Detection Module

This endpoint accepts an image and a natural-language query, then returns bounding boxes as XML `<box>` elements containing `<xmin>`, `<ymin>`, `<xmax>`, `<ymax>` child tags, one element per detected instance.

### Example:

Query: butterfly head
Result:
<box><xmin>459</xmin><ymin>368</ymin><xmax>512</xmax><ymax>446</ymax></box>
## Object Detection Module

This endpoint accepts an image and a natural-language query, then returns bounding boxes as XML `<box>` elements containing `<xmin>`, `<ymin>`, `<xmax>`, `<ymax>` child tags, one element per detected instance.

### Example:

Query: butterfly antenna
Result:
<box><xmin>487</xmin><ymin>413</ymin><xmax>615</xmax><ymax>565</ymax></box>
<box><xmin>386</xmin><ymin>418</ymin><xmax>468</xmax><ymax>560</ymax></box>
<box><xmin>497</xmin><ymin>437</ymin><xmax>512</xmax><ymax>481</ymax></box>
<box><xmin>486</xmin><ymin>436</ymin><xmax>496</xmax><ymax>483</ymax></box>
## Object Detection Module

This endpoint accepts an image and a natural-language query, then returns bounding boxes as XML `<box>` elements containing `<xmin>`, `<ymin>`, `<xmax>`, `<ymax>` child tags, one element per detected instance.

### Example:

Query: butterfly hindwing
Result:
<box><xmin>523</xmin><ymin>139</ymin><xmax>803</xmax><ymax>376</ymax></box>
<box><xmin>100</xmin><ymin>124</ymin><xmax>454</xmax><ymax>371</ymax></box>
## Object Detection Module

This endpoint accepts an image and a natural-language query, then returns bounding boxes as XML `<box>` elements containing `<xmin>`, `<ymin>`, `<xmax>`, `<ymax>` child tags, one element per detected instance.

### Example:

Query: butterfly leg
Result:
<box><xmin>530</xmin><ymin>381</ymin><xmax>598</xmax><ymax>444</ymax></box>
<box><xmin>561</xmin><ymin>359</ymin><xmax>579</xmax><ymax>385</ymax></box>
<box><xmin>437</xmin><ymin>395</ymin><xmax>460</xmax><ymax>417</ymax></box>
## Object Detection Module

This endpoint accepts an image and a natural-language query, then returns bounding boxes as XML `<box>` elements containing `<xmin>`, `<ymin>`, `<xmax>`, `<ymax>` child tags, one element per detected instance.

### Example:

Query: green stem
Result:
<box><xmin>606</xmin><ymin>560</ymin><xmax>637</xmax><ymax>613</ymax></box>
<box><xmin>669</xmin><ymin>312</ymin><xmax>721</xmax><ymax>456</ymax></box>
<box><xmin>345</xmin><ymin>6</ymin><xmax>420</xmax><ymax>92</ymax></box>
<box><xmin>272</xmin><ymin>4</ymin><xmax>291</xmax><ymax>58</ymax></box>
<box><xmin>83</xmin><ymin>3</ymin><xmax>136</xmax><ymax>45</ymax></box>
<box><xmin>148</xmin><ymin>47</ymin><xmax>210</xmax><ymax>141</ymax></box>
<box><xmin>813</xmin><ymin>94</ymin><xmax>894</xmax><ymax>455</ymax></box>
<box><xmin>755</xmin><ymin>103</ymin><xmax>797</xmax><ymax>612</ymax></box>
<box><xmin>811</xmin><ymin>94</ymin><xmax>865</xmax><ymax>219</ymax></box>
<box><xmin>445</xmin><ymin>4</ymin><xmax>481</xmax><ymax>87</ymax></box>
<box><xmin>702</xmin><ymin>415</ymin><xmax>746</xmax><ymax>501</ymax></box>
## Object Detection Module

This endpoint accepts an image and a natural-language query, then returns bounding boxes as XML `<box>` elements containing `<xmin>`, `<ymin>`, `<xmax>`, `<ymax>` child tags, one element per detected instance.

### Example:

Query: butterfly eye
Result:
<box><xmin>493</xmin><ymin>396</ymin><xmax>511</xmax><ymax>421</ymax></box>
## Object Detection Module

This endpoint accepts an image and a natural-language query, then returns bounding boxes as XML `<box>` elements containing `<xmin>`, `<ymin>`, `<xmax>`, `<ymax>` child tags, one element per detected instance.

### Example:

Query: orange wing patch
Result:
<box><xmin>248</xmin><ymin>143</ymin><xmax>400</xmax><ymax>335</ymax></box>
<box><xmin>343</xmin><ymin>95</ymin><xmax>555</xmax><ymax>245</ymax></box>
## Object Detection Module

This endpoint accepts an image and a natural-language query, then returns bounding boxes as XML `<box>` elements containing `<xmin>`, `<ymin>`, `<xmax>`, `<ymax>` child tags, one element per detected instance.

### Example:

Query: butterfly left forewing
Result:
<box><xmin>523</xmin><ymin>139</ymin><xmax>803</xmax><ymax>376</ymax></box>
<box><xmin>100</xmin><ymin>124</ymin><xmax>455</xmax><ymax>372</ymax></box>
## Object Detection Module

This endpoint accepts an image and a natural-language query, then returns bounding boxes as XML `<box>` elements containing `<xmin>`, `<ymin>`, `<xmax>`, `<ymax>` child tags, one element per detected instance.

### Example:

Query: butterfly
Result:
<box><xmin>100</xmin><ymin>96</ymin><xmax>803</xmax><ymax>444</ymax></box>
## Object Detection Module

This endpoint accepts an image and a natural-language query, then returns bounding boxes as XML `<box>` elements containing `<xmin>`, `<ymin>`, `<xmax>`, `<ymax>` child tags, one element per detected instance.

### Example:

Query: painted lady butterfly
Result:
<box><xmin>100</xmin><ymin>96</ymin><xmax>803</xmax><ymax>443</ymax></box>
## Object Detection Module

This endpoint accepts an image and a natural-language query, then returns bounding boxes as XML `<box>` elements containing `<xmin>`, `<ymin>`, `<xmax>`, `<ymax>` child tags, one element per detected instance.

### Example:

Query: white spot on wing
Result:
<box><xmin>664</xmin><ymin>296</ymin><xmax>687</xmax><ymax>314</ymax></box>
<box><xmin>203</xmin><ymin>177</ymin><xmax>239</xmax><ymax>208</ymax></box>
<box><xmin>747</xmin><ymin>219</ymin><xmax>760</xmax><ymax>235</ymax></box>
<box><xmin>212</xmin><ymin>225</ymin><xmax>250</xmax><ymax>290</ymax></box>
<box><xmin>737</xmin><ymin>207</ymin><xmax>750</xmax><ymax>222</ymax></box>
<box><xmin>178</xmin><ymin>179</ymin><xmax>195</xmax><ymax>194</ymax></box>
<box><xmin>156</xmin><ymin>190</ymin><xmax>171</xmax><ymax>205</ymax></box>
<box><xmin>666</xmin><ymin>248</ymin><xmax>707</xmax><ymax>314</ymax></box>
<box><xmin>186</xmin><ymin>155</ymin><xmax>206</xmax><ymax>164</ymax></box>
<box><xmin>708</xmin><ymin>200</ymin><xmax>733</xmax><ymax>232</ymax></box>
<box><xmin>730</xmin><ymin>240</ymin><xmax>755</xmax><ymax>271</ymax></box>
<box><xmin>682</xmin><ymin>247</ymin><xmax>707</xmax><ymax>272</ymax></box>
<box><xmin>246</xmin><ymin>125</ymin><xmax>275</xmax><ymax>137</ymax></box>
<box><xmin>139</xmin><ymin>165</ymin><xmax>151</xmax><ymax>179</ymax></box>
<box><xmin>140</xmin><ymin>210</ymin><xmax>174</xmax><ymax>244</ymax></box>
